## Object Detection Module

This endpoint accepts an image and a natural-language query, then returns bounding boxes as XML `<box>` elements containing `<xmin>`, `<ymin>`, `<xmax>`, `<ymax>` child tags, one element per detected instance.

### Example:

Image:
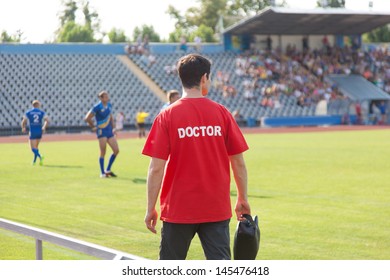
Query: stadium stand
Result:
<box><xmin>0</xmin><ymin>50</ymin><xmax>164</xmax><ymax>135</ymax></box>
<box><xmin>1</xmin><ymin>8</ymin><xmax>390</xmax><ymax>135</ymax></box>
<box><xmin>2</xmin><ymin>10</ymin><xmax>390</xmax><ymax>135</ymax></box>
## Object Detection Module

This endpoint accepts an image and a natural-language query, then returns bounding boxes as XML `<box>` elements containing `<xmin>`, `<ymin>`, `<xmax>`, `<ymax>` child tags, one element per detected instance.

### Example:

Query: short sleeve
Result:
<box><xmin>225</xmin><ymin>110</ymin><xmax>249</xmax><ymax>156</ymax></box>
<box><xmin>142</xmin><ymin>114</ymin><xmax>170</xmax><ymax>160</ymax></box>
<box><xmin>90</xmin><ymin>104</ymin><xmax>98</xmax><ymax>115</ymax></box>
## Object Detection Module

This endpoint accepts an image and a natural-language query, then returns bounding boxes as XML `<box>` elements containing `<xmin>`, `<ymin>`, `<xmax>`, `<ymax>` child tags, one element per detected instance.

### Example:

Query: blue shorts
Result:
<box><xmin>29</xmin><ymin>132</ymin><xmax>42</xmax><ymax>140</ymax></box>
<box><xmin>97</xmin><ymin>126</ymin><xmax>114</xmax><ymax>139</ymax></box>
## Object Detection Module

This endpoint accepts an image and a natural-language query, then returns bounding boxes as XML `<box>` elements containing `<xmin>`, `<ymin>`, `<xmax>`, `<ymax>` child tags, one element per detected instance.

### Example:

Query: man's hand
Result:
<box><xmin>235</xmin><ymin>198</ymin><xmax>251</xmax><ymax>221</ymax></box>
<box><xmin>144</xmin><ymin>209</ymin><xmax>158</xmax><ymax>234</ymax></box>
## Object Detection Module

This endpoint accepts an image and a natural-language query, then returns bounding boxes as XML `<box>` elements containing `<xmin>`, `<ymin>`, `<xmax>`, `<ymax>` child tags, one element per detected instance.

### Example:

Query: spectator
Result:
<box><xmin>124</xmin><ymin>42</ymin><xmax>136</xmax><ymax>55</ymax></box>
<box><xmin>243</xmin><ymin>87</ymin><xmax>255</xmax><ymax>101</ymax></box>
<box><xmin>194</xmin><ymin>36</ymin><xmax>202</xmax><ymax>52</ymax></box>
<box><xmin>260</xmin><ymin>97</ymin><xmax>268</xmax><ymax>107</ymax></box>
<box><xmin>355</xmin><ymin>102</ymin><xmax>363</xmax><ymax>125</ymax></box>
<box><xmin>179</xmin><ymin>36</ymin><xmax>188</xmax><ymax>53</ymax></box>
<box><xmin>302</xmin><ymin>36</ymin><xmax>309</xmax><ymax>53</ymax></box>
<box><xmin>143</xmin><ymin>35</ymin><xmax>150</xmax><ymax>53</ymax></box>
<box><xmin>136</xmin><ymin>35</ymin><xmax>143</xmax><ymax>54</ymax></box>
<box><xmin>222</xmin><ymin>85</ymin><xmax>237</xmax><ymax>98</ymax></box>
<box><xmin>147</xmin><ymin>52</ymin><xmax>156</xmax><ymax>67</ymax></box>
<box><xmin>232</xmin><ymin>109</ymin><xmax>244</xmax><ymax>123</ymax></box>
<box><xmin>297</xmin><ymin>95</ymin><xmax>305</xmax><ymax>107</ymax></box>
<box><xmin>377</xmin><ymin>101</ymin><xmax>387</xmax><ymax>125</ymax></box>
<box><xmin>274</xmin><ymin>96</ymin><xmax>282</xmax><ymax>109</ymax></box>
<box><xmin>266</xmin><ymin>36</ymin><xmax>272</xmax><ymax>52</ymax></box>
<box><xmin>164</xmin><ymin>64</ymin><xmax>177</xmax><ymax>75</ymax></box>
<box><xmin>115</xmin><ymin>112</ymin><xmax>125</xmax><ymax>131</ymax></box>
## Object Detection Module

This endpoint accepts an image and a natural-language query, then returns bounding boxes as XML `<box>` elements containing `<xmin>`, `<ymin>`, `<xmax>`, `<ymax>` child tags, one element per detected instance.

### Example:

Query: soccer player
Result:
<box><xmin>84</xmin><ymin>91</ymin><xmax>119</xmax><ymax>178</ymax></box>
<box><xmin>21</xmin><ymin>100</ymin><xmax>49</xmax><ymax>165</ymax></box>
<box><xmin>160</xmin><ymin>89</ymin><xmax>180</xmax><ymax>111</ymax></box>
<box><xmin>142</xmin><ymin>54</ymin><xmax>251</xmax><ymax>260</ymax></box>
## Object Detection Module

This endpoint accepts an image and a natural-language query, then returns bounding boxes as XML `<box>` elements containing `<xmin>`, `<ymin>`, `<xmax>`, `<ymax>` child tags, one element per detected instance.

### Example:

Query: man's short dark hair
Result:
<box><xmin>177</xmin><ymin>54</ymin><xmax>211</xmax><ymax>89</ymax></box>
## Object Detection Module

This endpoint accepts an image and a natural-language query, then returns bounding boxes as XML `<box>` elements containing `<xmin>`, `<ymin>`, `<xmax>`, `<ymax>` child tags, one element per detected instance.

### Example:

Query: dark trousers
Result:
<box><xmin>159</xmin><ymin>219</ymin><xmax>231</xmax><ymax>260</ymax></box>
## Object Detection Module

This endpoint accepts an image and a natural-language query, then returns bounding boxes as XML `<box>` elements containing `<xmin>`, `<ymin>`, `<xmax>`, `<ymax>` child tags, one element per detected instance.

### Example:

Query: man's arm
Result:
<box><xmin>42</xmin><ymin>116</ymin><xmax>49</xmax><ymax>133</ymax></box>
<box><xmin>110</xmin><ymin>114</ymin><xmax>116</xmax><ymax>134</ymax></box>
<box><xmin>230</xmin><ymin>153</ymin><xmax>251</xmax><ymax>220</ymax></box>
<box><xmin>144</xmin><ymin>157</ymin><xmax>167</xmax><ymax>234</ymax></box>
<box><xmin>21</xmin><ymin>117</ymin><xmax>27</xmax><ymax>133</ymax></box>
<box><xmin>84</xmin><ymin>111</ymin><xmax>97</xmax><ymax>132</ymax></box>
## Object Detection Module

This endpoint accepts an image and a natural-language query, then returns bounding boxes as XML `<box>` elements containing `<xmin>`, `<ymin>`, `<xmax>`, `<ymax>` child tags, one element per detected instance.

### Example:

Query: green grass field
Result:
<box><xmin>1</xmin><ymin>129</ymin><xmax>390</xmax><ymax>260</ymax></box>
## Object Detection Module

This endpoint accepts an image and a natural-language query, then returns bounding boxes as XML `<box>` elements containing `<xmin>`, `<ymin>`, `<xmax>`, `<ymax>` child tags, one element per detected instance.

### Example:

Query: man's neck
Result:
<box><xmin>182</xmin><ymin>87</ymin><xmax>203</xmax><ymax>98</ymax></box>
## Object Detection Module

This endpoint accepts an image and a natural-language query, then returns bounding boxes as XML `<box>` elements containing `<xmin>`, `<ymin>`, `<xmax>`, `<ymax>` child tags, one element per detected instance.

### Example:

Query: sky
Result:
<box><xmin>0</xmin><ymin>0</ymin><xmax>389</xmax><ymax>43</ymax></box>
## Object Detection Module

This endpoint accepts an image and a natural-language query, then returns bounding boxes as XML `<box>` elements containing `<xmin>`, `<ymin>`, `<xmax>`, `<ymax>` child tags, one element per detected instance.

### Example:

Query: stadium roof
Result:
<box><xmin>223</xmin><ymin>7</ymin><xmax>390</xmax><ymax>36</ymax></box>
<box><xmin>327</xmin><ymin>75</ymin><xmax>390</xmax><ymax>101</ymax></box>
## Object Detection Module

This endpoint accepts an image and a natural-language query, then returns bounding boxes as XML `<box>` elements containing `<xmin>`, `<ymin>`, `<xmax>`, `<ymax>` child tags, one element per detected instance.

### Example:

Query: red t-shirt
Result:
<box><xmin>142</xmin><ymin>97</ymin><xmax>249</xmax><ymax>223</ymax></box>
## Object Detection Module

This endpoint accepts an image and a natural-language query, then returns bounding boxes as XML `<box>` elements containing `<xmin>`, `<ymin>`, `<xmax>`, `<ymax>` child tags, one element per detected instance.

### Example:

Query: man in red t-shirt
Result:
<box><xmin>142</xmin><ymin>54</ymin><xmax>251</xmax><ymax>260</ymax></box>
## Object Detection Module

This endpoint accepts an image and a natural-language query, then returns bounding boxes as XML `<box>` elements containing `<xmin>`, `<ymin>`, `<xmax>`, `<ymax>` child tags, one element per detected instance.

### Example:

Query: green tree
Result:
<box><xmin>107</xmin><ymin>28</ymin><xmax>128</xmax><ymax>43</ymax></box>
<box><xmin>133</xmin><ymin>25</ymin><xmax>160</xmax><ymax>42</ymax></box>
<box><xmin>167</xmin><ymin>0</ymin><xmax>226</xmax><ymax>42</ymax></box>
<box><xmin>227</xmin><ymin>0</ymin><xmax>274</xmax><ymax>17</ymax></box>
<box><xmin>57</xmin><ymin>21</ymin><xmax>95</xmax><ymax>42</ymax></box>
<box><xmin>224</xmin><ymin>0</ymin><xmax>286</xmax><ymax>26</ymax></box>
<box><xmin>81</xmin><ymin>0</ymin><xmax>99</xmax><ymax>29</ymax></box>
<box><xmin>168</xmin><ymin>27</ymin><xmax>187</xmax><ymax>43</ymax></box>
<box><xmin>56</xmin><ymin>0</ymin><xmax>100</xmax><ymax>42</ymax></box>
<box><xmin>189</xmin><ymin>24</ymin><xmax>217</xmax><ymax>43</ymax></box>
<box><xmin>365</xmin><ymin>25</ymin><xmax>390</xmax><ymax>42</ymax></box>
<box><xmin>167</xmin><ymin>5</ymin><xmax>189</xmax><ymax>29</ymax></box>
<box><xmin>187</xmin><ymin>0</ymin><xmax>227</xmax><ymax>33</ymax></box>
<box><xmin>316</xmin><ymin>0</ymin><xmax>345</xmax><ymax>8</ymax></box>
<box><xmin>167</xmin><ymin>0</ymin><xmax>285</xmax><ymax>42</ymax></box>
<box><xmin>59</xmin><ymin>0</ymin><xmax>78</xmax><ymax>25</ymax></box>
<box><xmin>1</xmin><ymin>30</ymin><xmax>22</xmax><ymax>42</ymax></box>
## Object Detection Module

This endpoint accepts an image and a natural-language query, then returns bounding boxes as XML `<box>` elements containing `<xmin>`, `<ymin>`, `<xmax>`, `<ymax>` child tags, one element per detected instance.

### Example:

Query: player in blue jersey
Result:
<box><xmin>160</xmin><ymin>89</ymin><xmax>180</xmax><ymax>111</ymax></box>
<box><xmin>21</xmin><ymin>100</ymin><xmax>49</xmax><ymax>165</ymax></box>
<box><xmin>84</xmin><ymin>91</ymin><xmax>119</xmax><ymax>178</ymax></box>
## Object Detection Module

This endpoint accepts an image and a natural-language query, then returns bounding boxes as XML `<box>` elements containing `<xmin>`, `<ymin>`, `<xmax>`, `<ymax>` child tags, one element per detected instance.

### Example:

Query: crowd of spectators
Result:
<box><xmin>210</xmin><ymin>39</ymin><xmax>389</xmax><ymax>124</ymax></box>
<box><xmin>125</xmin><ymin>34</ymin><xmax>156</xmax><ymax>67</ymax></box>
<box><xmin>125</xmin><ymin>33</ymin><xmax>389</xmax><ymax>124</ymax></box>
<box><xmin>299</xmin><ymin>44</ymin><xmax>390</xmax><ymax>94</ymax></box>
<box><xmin>293</xmin><ymin>40</ymin><xmax>389</xmax><ymax>124</ymax></box>
<box><xmin>124</xmin><ymin>34</ymin><xmax>150</xmax><ymax>55</ymax></box>
<box><xmin>212</xmin><ymin>48</ymin><xmax>342</xmax><ymax>111</ymax></box>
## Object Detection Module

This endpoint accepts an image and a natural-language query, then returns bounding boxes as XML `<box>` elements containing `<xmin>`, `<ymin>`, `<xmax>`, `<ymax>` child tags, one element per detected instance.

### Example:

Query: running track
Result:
<box><xmin>1</xmin><ymin>125</ymin><xmax>389</xmax><ymax>144</ymax></box>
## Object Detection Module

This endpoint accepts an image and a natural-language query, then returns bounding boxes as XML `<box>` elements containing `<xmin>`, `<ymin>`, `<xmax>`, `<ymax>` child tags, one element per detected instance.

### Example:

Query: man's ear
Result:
<box><xmin>201</xmin><ymin>73</ymin><xmax>209</xmax><ymax>96</ymax></box>
<box><xmin>201</xmin><ymin>73</ymin><xmax>208</xmax><ymax>84</ymax></box>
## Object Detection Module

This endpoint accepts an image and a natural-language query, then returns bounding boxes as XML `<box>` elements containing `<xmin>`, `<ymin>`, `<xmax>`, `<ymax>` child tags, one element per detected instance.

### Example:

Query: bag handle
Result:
<box><xmin>241</xmin><ymin>214</ymin><xmax>257</xmax><ymax>227</ymax></box>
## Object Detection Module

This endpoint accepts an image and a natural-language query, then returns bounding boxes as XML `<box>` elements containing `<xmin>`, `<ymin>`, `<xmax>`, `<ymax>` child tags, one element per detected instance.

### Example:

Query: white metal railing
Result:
<box><xmin>0</xmin><ymin>218</ymin><xmax>145</xmax><ymax>260</ymax></box>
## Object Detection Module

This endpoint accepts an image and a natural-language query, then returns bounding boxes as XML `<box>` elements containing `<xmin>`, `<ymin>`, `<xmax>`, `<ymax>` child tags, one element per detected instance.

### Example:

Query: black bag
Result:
<box><xmin>233</xmin><ymin>214</ymin><xmax>260</xmax><ymax>260</ymax></box>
